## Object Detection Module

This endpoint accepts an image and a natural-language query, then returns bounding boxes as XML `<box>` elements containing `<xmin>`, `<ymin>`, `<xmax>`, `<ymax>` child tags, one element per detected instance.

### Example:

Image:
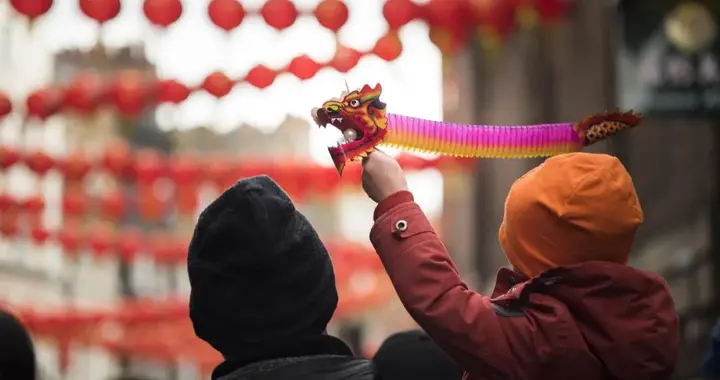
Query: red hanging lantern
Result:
<box><xmin>58</xmin><ymin>222</ymin><xmax>84</xmax><ymax>255</ymax></box>
<box><xmin>157</xmin><ymin>79</ymin><xmax>190</xmax><ymax>104</ymax></box>
<box><xmin>138</xmin><ymin>185</ymin><xmax>165</xmax><ymax>222</ymax></box>
<box><xmin>261</xmin><ymin>0</ymin><xmax>298</xmax><ymax>30</ymax></box>
<box><xmin>79</xmin><ymin>0</ymin><xmax>121</xmax><ymax>24</ymax></box>
<box><xmin>31</xmin><ymin>226</ymin><xmax>51</xmax><ymax>245</ymax></box>
<box><xmin>204</xmin><ymin>155</ymin><xmax>236</xmax><ymax>189</ymax></box>
<box><xmin>202</xmin><ymin>72</ymin><xmax>234</xmax><ymax>98</ymax></box>
<box><xmin>468</xmin><ymin>0</ymin><xmax>517</xmax><ymax>38</ymax></box>
<box><xmin>245</xmin><ymin>65</ymin><xmax>277</xmax><ymax>89</ymax></box>
<box><xmin>99</xmin><ymin>190</ymin><xmax>126</xmax><ymax>221</ymax></box>
<box><xmin>115</xmin><ymin>229</ymin><xmax>143</xmax><ymax>263</ymax></box>
<box><xmin>60</xmin><ymin>151</ymin><xmax>93</xmax><ymax>182</ymax></box>
<box><xmin>422</xmin><ymin>0</ymin><xmax>465</xmax><ymax>30</ymax></box>
<box><xmin>111</xmin><ymin>70</ymin><xmax>152</xmax><ymax>116</ymax></box>
<box><xmin>208</xmin><ymin>0</ymin><xmax>245</xmax><ymax>32</ymax></box>
<box><xmin>168</xmin><ymin>155</ymin><xmax>200</xmax><ymax>216</ymax></box>
<box><xmin>89</xmin><ymin>225</ymin><xmax>115</xmax><ymax>259</ymax></box>
<box><xmin>534</xmin><ymin>0</ymin><xmax>573</xmax><ymax>25</ymax></box>
<box><xmin>101</xmin><ymin>141</ymin><xmax>131</xmax><ymax>179</ymax></box>
<box><xmin>22</xmin><ymin>196</ymin><xmax>45</xmax><ymax>216</ymax></box>
<box><xmin>10</xmin><ymin>0</ymin><xmax>53</xmax><ymax>20</ymax></box>
<box><xmin>1</xmin><ymin>212</ymin><xmax>20</xmax><ymax>238</ymax></box>
<box><xmin>373</xmin><ymin>32</ymin><xmax>403</xmax><ymax>61</ymax></box>
<box><xmin>64</xmin><ymin>73</ymin><xmax>107</xmax><ymax>114</ymax></box>
<box><xmin>62</xmin><ymin>191</ymin><xmax>87</xmax><ymax>217</ymax></box>
<box><xmin>132</xmin><ymin>149</ymin><xmax>166</xmax><ymax>185</ymax></box>
<box><xmin>331</xmin><ymin>45</ymin><xmax>362</xmax><ymax>73</ymax></box>
<box><xmin>314</xmin><ymin>0</ymin><xmax>349</xmax><ymax>32</ymax></box>
<box><xmin>143</xmin><ymin>0</ymin><xmax>182</xmax><ymax>28</ymax></box>
<box><xmin>382</xmin><ymin>0</ymin><xmax>418</xmax><ymax>30</ymax></box>
<box><xmin>25</xmin><ymin>151</ymin><xmax>55</xmax><ymax>176</ymax></box>
<box><xmin>0</xmin><ymin>91</ymin><xmax>12</xmax><ymax>119</ymax></box>
<box><xmin>168</xmin><ymin>155</ymin><xmax>200</xmax><ymax>186</ymax></box>
<box><xmin>26</xmin><ymin>87</ymin><xmax>64</xmax><ymax>120</ymax></box>
<box><xmin>0</xmin><ymin>194</ymin><xmax>16</xmax><ymax>212</ymax></box>
<box><xmin>287</xmin><ymin>56</ymin><xmax>321</xmax><ymax>81</ymax></box>
<box><xmin>0</xmin><ymin>147</ymin><xmax>21</xmax><ymax>170</ymax></box>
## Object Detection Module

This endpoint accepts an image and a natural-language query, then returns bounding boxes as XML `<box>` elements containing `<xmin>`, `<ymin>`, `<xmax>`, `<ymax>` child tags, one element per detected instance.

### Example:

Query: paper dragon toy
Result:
<box><xmin>311</xmin><ymin>83</ymin><xmax>643</xmax><ymax>175</ymax></box>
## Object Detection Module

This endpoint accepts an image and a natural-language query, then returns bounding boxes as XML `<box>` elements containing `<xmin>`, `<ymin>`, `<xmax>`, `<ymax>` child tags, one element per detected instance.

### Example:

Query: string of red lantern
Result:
<box><xmin>0</xmin><ymin>194</ymin><xmax>385</xmax><ymax>269</ymax></box>
<box><xmin>0</xmin><ymin>40</ymin><xmax>400</xmax><ymax>121</ymax></box>
<box><xmin>0</xmin><ymin>146</ymin><xmax>472</xmax><ymax>210</ymax></box>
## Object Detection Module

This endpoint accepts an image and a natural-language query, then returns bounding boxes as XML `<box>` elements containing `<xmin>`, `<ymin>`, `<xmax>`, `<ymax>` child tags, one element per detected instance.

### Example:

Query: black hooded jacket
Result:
<box><xmin>216</xmin><ymin>355</ymin><xmax>375</xmax><ymax>380</ymax></box>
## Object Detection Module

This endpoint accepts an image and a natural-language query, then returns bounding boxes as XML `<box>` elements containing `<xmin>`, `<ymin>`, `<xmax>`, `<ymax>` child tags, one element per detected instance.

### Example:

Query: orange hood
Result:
<box><xmin>498</xmin><ymin>153</ymin><xmax>643</xmax><ymax>278</ymax></box>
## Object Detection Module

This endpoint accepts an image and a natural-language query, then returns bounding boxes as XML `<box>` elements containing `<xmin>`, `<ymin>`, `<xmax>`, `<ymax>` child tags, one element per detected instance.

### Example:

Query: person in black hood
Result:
<box><xmin>372</xmin><ymin>330</ymin><xmax>462</xmax><ymax>380</ymax></box>
<box><xmin>0</xmin><ymin>309</ymin><xmax>36</xmax><ymax>380</ymax></box>
<box><xmin>187</xmin><ymin>175</ymin><xmax>375</xmax><ymax>380</ymax></box>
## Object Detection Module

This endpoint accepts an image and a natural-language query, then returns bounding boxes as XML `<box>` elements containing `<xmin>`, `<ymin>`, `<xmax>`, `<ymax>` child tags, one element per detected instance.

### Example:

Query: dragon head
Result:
<box><xmin>311</xmin><ymin>83</ymin><xmax>389</xmax><ymax>174</ymax></box>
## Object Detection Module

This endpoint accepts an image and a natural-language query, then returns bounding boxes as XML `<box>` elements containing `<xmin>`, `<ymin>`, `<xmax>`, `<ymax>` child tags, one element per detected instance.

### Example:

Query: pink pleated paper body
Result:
<box><xmin>383</xmin><ymin>114</ymin><xmax>582</xmax><ymax>158</ymax></box>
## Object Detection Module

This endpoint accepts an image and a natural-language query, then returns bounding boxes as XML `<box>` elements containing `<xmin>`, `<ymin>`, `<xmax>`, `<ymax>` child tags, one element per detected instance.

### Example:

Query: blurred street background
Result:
<box><xmin>0</xmin><ymin>0</ymin><xmax>717</xmax><ymax>379</ymax></box>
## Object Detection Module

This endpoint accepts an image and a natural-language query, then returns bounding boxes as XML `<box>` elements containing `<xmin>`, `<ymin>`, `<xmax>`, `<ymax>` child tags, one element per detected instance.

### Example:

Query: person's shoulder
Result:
<box><xmin>217</xmin><ymin>355</ymin><xmax>376</xmax><ymax>380</ymax></box>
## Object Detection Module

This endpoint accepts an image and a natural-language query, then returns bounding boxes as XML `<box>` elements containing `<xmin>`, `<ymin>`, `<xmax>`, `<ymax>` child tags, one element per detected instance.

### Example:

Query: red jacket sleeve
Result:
<box><xmin>370</xmin><ymin>191</ymin><xmax>519</xmax><ymax>379</ymax></box>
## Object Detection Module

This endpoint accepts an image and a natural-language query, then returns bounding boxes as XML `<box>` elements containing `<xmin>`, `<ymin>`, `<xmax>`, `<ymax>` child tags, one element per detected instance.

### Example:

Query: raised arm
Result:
<box><xmin>369</xmin><ymin>191</ymin><xmax>519</xmax><ymax>378</ymax></box>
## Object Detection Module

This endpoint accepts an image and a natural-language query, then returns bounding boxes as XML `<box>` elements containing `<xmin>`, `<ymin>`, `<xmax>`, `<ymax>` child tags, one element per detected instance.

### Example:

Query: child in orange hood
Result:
<box><xmin>362</xmin><ymin>151</ymin><xmax>679</xmax><ymax>380</ymax></box>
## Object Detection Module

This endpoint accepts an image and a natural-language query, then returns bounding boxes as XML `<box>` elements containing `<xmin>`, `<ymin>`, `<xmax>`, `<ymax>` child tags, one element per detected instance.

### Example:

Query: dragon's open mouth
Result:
<box><xmin>311</xmin><ymin>83</ymin><xmax>389</xmax><ymax>174</ymax></box>
<box><xmin>312</xmin><ymin>108</ymin><xmax>366</xmax><ymax>144</ymax></box>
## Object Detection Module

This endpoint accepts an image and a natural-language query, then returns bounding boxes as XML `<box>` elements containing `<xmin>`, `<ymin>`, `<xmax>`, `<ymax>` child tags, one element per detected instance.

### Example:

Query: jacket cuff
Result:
<box><xmin>373</xmin><ymin>191</ymin><xmax>414</xmax><ymax>220</ymax></box>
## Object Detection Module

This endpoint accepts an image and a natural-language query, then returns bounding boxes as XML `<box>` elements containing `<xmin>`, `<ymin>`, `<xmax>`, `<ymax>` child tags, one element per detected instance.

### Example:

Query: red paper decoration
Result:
<box><xmin>116</xmin><ymin>229</ymin><xmax>143</xmax><ymax>262</ymax></box>
<box><xmin>22</xmin><ymin>196</ymin><xmax>45</xmax><ymax>216</ymax></box>
<box><xmin>157</xmin><ymin>79</ymin><xmax>190</xmax><ymax>104</ymax></box>
<box><xmin>61</xmin><ymin>151</ymin><xmax>92</xmax><ymax>182</ymax></box>
<box><xmin>25</xmin><ymin>151</ymin><xmax>55</xmax><ymax>175</ymax></box>
<box><xmin>208</xmin><ymin>0</ymin><xmax>245</xmax><ymax>32</ymax></box>
<box><xmin>143</xmin><ymin>0</ymin><xmax>183</xmax><ymax>28</ymax></box>
<box><xmin>99</xmin><ymin>190</ymin><xmax>126</xmax><ymax>221</ymax></box>
<box><xmin>382</xmin><ymin>0</ymin><xmax>418</xmax><ymax>30</ymax></box>
<box><xmin>314</xmin><ymin>0</ymin><xmax>349</xmax><ymax>32</ymax></box>
<box><xmin>331</xmin><ymin>45</ymin><xmax>362</xmax><ymax>73</ymax></box>
<box><xmin>26</xmin><ymin>87</ymin><xmax>64</xmax><ymax>119</ymax></box>
<box><xmin>287</xmin><ymin>56</ymin><xmax>321</xmax><ymax>80</ymax></box>
<box><xmin>79</xmin><ymin>0</ymin><xmax>121</xmax><ymax>24</ymax></box>
<box><xmin>1</xmin><ymin>212</ymin><xmax>20</xmax><ymax>238</ymax></box>
<box><xmin>64</xmin><ymin>73</ymin><xmax>107</xmax><ymax>114</ymax></box>
<box><xmin>422</xmin><ymin>0</ymin><xmax>465</xmax><ymax>29</ymax></box>
<box><xmin>31</xmin><ymin>226</ymin><xmax>51</xmax><ymax>245</ymax></box>
<box><xmin>261</xmin><ymin>0</ymin><xmax>298</xmax><ymax>30</ymax></box>
<box><xmin>0</xmin><ymin>147</ymin><xmax>21</xmax><ymax>170</ymax></box>
<box><xmin>0</xmin><ymin>92</ymin><xmax>12</xmax><ymax>118</ymax></box>
<box><xmin>202</xmin><ymin>72</ymin><xmax>234</xmax><ymax>98</ymax></box>
<box><xmin>58</xmin><ymin>222</ymin><xmax>83</xmax><ymax>255</ymax></box>
<box><xmin>9</xmin><ymin>0</ymin><xmax>53</xmax><ymax>20</ymax></box>
<box><xmin>373</xmin><ymin>33</ymin><xmax>403</xmax><ymax>61</ymax></box>
<box><xmin>469</xmin><ymin>0</ymin><xmax>516</xmax><ymax>37</ymax></box>
<box><xmin>245</xmin><ymin>65</ymin><xmax>277</xmax><ymax>89</ymax></box>
<box><xmin>62</xmin><ymin>190</ymin><xmax>87</xmax><ymax>217</ymax></box>
<box><xmin>89</xmin><ymin>225</ymin><xmax>115</xmax><ymax>258</ymax></box>
<box><xmin>0</xmin><ymin>194</ymin><xmax>15</xmax><ymax>212</ymax></box>
<box><xmin>101</xmin><ymin>141</ymin><xmax>131</xmax><ymax>178</ymax></box>
<box><xmin>111</xmin><ymin>70</ymin><xmax>152</xmax><ymax>116</ymax></box>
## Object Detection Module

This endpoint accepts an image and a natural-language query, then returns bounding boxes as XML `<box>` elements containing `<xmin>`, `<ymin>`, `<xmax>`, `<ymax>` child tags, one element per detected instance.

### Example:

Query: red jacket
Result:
<box><xmin>370</xmin><ymin>191</ymin><xmax>679</xmax><ymax>380</ymax></box>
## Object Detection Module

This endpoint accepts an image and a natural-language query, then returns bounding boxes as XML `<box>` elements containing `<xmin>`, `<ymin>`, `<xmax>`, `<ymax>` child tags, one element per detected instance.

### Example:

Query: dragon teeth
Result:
<box><xmin>331</xmin><ymin>117</ymin><xmax>342</xmax><ymax>123</ymax></box>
